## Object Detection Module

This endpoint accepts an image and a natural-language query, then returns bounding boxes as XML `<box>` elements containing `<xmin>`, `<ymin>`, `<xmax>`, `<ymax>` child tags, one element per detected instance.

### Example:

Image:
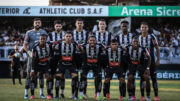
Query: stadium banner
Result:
<box><xmin>109</xmin><ymin>6</ymin><xmax>180</xmax><ymax>17</ymax></box>
<box><xmin>0</xmin><ymin>6</ymin><xmax>180</xmax><ymax>17</ymax></box>
<box><xmin>0</xmin><ymin>6</ymin><xmax>108</xmax><ymax>16</ymax></box>
<box><xmin>86</xmin><ymin>70</ymin><xmax>180</xmax><ymax>80</ymax></box>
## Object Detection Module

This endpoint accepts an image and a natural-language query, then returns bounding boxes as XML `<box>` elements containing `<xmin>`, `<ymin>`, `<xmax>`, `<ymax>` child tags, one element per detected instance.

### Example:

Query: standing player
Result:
<box><xmin>55</xmin><ymin>31</ymin><xmax>79</xmax><ymax>100</ymax></box>
<box><xmin>23</xmin><ymin>18</ymin><xmax>47</xmax><ymax>99</ymax></box>
<box><xmin>72</xmin><ymin>18</ymin><xmax>89</xmax><ymax>98</ymax></box>
<box><xmin>48</xmin><ymin>20</ymin><xmax>66</xmax><ymax>99</ymax></box>
<box><xmin>8</xmin><ymin>44</ymin><xmax>23</xmax><ymax>85</ymax></box>
<box><xmin>79</xmin><ymin>35</ymin><xmax>104</xmax><ymax>100</ymax></box>
<box><xmin>94</xmin><ymin>19</ymin><xmax>112</xmax><ymax>99</ymax></box>
<box><xmin>103</xmin><ymin>39</ymin><xmax>126</xmax><ymax>100</ymax></box>
<box><xmin>116</xmin><ymin>20</ymin><xmax>135</xmax><ymax>100</ymax></box>
<box><xmin>127</xmin><ymin>37</ymin><xmax>151</xmax><ymax>101</ymax></box>
<box><xmin>138</xmin><ymin>22</ymin><xmax>160</xmax><ymax>101</ymax></box>
<box><xmin>30</xmin><ymin>34</ymin><xmax>53</xmax><ymax>99</ymax></box>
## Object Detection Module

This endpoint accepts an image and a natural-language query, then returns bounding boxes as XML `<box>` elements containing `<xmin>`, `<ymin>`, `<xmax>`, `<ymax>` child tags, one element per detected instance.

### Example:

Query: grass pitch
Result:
<box><xmin>0</xmin><ymin>79</ymin><xmax>180</xmax><ymax>101</ymax></box>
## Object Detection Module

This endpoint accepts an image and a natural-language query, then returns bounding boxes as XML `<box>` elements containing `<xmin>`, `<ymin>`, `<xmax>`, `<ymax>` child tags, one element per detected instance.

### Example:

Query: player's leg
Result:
<box><xmin>17</xmin><ymin>67</ymin><xmax>22</xmax><ymax>85</ymax></box>
<box><xmin>60</xmin><ymin>74</ymin><xmax>65</xmax><ymax>98</ymax></box>
<box><xmin>79</xmin><ymin>66</ymin><xmax>89</xmax><ymax>99</ymax></box>
<box><xmin>71</xmin><ymin>72</ymin><xmax>79</xmax><ymax>100</ymax></box>
<box><xmin>24</xmin><ymin>57</ymin><xmax>31</xmax><ymax>99</ymax></box>
<box><xmin>103</xmin><ymin>67</ymin><xmax>112</xmax><ymax>100</ymax></box>
<box><xmin>30</xmin><ymin>72</ymin><xmax>37</xmax><ymax>99</ymax></box>
<box><xmin>45</xmin><ymin>72</ymin><xmax>53</xmax><ymax>99</ymax></box>
<box><xmin>150</xmin><ymin>64</ymin><xmax>159</xmax><ymax>101</ymax></box>
<box><xmin>143</xmin><ymin>69</ymin><xmax>151</xmax><ymax>101</ymax></box>
<box><xmin>94</xmin><ymin>67</ymin><xmax>102</xmax><ymax>100</ymax></box>
<box><xmin>119</xmin><ymin>67</ymin><xmax>126</xmax><ymax>101</ymax></box>
<box><xmin>37</xmin><ymin>71</ymin><xmax>45</xmax><ymax>98</ymax></box>
<box><xmin>12</xmin><ymin>68</ymin><xmax>15</xmax><ymax>85</ymax></box>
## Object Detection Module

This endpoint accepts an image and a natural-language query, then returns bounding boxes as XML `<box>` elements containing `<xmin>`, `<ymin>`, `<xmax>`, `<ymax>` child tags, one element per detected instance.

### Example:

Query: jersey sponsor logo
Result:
<box><xmin>131</xmin><ymin>60</ymin><xmax>139</xmax><ymax>65</ymax></box>
<box><xmin>39</xmin><ymin>57</ymin><xmax>49</xmax><ymax>62</ymax></box>
<box><xmin>87</xmin><ymin>58</ymin><xmax>98</xmax><ymax>63</ymax></box>
<box><xmin>109</xmin><ymin>62</ymin><xmax>120</xmax><ymax>66</ymax></box>
<box><xmin>62</xmin><ymin>56</ymin><xmax>72</xmax><ymax>61</ymax></box>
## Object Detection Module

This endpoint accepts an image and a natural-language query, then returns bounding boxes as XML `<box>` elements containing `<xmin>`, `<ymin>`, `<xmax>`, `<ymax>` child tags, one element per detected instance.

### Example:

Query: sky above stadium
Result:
<box><xmin>0</xmin><ymin>0</ymin><xmax>49</xmax><ymax>6</ymax></box>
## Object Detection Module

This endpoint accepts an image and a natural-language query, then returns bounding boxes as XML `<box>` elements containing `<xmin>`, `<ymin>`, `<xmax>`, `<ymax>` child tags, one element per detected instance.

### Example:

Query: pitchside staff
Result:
<box><xmin>8</xmin><ymin>44</ymin><xmax>23</xmax><ymax>85</ymax></box>
<box><xmin>79</xmin><ymin>35</ymin><xmax>104</xmax><ymax>100</ymax></box>
<box><xmin>54</xmin><ymin>31</ymin><xmax>79</xmax><ymax>100</ymax></box>
<box><xmin>127</xmin><ymin>37</ymin><xmax>151</xmax><ymax>101</ymax></box>
<box><xmin>103</xmin><ymin>39</ymin><xmax>126</xmax><ymax>100</ymax></box>
<box><xmin>30</xmin><ymin>34</ymin><xmax>53</xmax><ymax>100</ymax></box>
<box><xmin>138</xmin><ymin>22</ymin><xmax>160</xmax><ymax>101</ymax></box>
<box><xmin>72</xmin><ymin>18</ymin><xmax>89</xmax><ymax>99</ymax></box>
<box><xmin>23</xmin><ymin>18</ymin><xmax>47</xmax><ymax>99</ymax></box>
<box><xmin>48</xmin><ymin>20</ymin><xmax>66</xmax><ymax>99</ymax></box>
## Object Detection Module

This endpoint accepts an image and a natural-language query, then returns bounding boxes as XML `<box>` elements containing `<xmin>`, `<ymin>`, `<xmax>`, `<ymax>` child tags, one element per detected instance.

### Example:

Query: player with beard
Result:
<box><xmin>48</xmin><ymin>20</ymin><xmax>66</xmax><ymax>99</ymax></box>
<box><xmin>79</xmin><ymin>35</ymin><xmax>104</xmax><ymax>100</ymax></box>
<box><xmin>23</xmin><ymin>18</ymin><xmax>47</xmax><ymax>99</ymax></box>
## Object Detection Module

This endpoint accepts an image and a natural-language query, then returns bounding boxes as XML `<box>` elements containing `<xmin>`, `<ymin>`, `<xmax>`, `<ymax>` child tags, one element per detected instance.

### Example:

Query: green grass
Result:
<box><xmin>0</xmin><ymin>79</ymin><xmax>180</xmax><ymax>101</ymax></box>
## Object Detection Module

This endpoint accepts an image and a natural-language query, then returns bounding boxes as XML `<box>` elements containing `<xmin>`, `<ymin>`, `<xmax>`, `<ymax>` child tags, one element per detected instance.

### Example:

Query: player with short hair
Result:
<box><xmin>23</xmin><ymin>18</ymin><xmax>47</xmax><ymax>99</ymax></box>
<box><xmin>48</xmin><ymin>20</ymin><xmax>66</xmax><ymax>99</ymax></box>
<box><xmin>138</xmin><ymin>22</ymin><xmax>160</xmax><ymax>101</ymax></box>
<box><xmin>103</xmin><ymin>39</ymin><xmax>126</xmax><ymax>100</ymax></box>
<box><xmin>30</xmin><ymin>34</ymin><xmax>53</xmax><ymax>100</ymax></box>
<box><xmin>54</xmin><ymin>31</ymin><xmax>79</xmax><ymax>100</ymax></box>
<box><xmin>72</xmin><ymin>18</ymin><xmax>89</xmax><ymax>99</ymax></box>
<box><xmin>127</xmin><ymin>37</ymin><xmax>151</xmax><ymax>101</ymax></box>
<box><xmin>79</xmin><ymin>35</ymin><xmax>104</xmax><ymax>100</ymax></box>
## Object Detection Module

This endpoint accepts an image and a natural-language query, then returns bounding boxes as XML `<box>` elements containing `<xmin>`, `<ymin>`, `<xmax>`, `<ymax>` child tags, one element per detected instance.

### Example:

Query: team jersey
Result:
<box><xmin>106</xmin><ymin>47</ymin><xmax>123</xmax><ymax>67</ymax></box>
<box><xmin>55</xmin><ymin>41</ymin><xmax>78</xmax><ymax>66</ymax></box>
<box><xmin>24</xmin><ymin>29</ymin><xmax>47</xmax><ymax>51</ymax></box>
<box><xmin>73</xmin><ymin>29</ymin><xmax>88</xmax><ymax>44</ymax></box>
<box><xmin>128</xmin><ymin>45</ymin><xmax>150</xmax><ymax>65</ymax></box>
<box><xmin>32</xmin><ymin>42</ymin><xmax>53</xmax><ymax>70</ymax></box>
<box><xmin>94</xmin><ymin>31</ymin><xmax>112</xmax><ymax>46</ymax></box>
<box><xmin>138</xmin><ymin>34</ymin><xmax>158</xmax><ymax>59</ymax></box>
<box><xmin>82</xmin><ymin>43</ymin><xmax>103</xmax><ymax>66</ymax></box>
<box><xmin>48</xmin><ymin>31</ymin><xmax>65</xmax><ymax>43</ymax></box>
<box><xmin>116</xmin><ymin>32</ymin><xmax>133</xmax><ymax>47</ymax></box>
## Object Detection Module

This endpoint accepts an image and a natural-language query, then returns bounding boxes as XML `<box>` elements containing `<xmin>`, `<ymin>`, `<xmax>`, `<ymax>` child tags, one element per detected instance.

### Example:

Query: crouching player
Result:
<box><xmin>55</xmin><ymin>31</ymin><xmax>79</xmax><ymax>100</ymax></box>
<box><xmin>30</xmin><ymin>34</ymin><xmax>53</xmax><ymax>99</ymax></box>
<box><xmin>127</xmin><ymin>37</ymin><xmax>151</xmax><ymax>101</ymax></box>
<box><xmin>103</xmin><ymin>39</ymin><xmax>126</xmax><ymax>100</ymax></box>
<box><xmin>79</xmin><ymin>35</ymin><xmax>104</xmax><ymax>100</ymax></box>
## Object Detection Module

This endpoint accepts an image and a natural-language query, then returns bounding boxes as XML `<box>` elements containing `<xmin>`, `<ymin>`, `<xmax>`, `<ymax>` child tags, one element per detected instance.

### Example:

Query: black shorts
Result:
<box><xmin>81</xmin><ymin>64</ymin><xmax>102</xmax><ymax>77</ymax></box>
<box><xmin>56</xmin><ymin>64</ymin><xmax>78</xmax><ymax>74</ymax></box>
<box><xmin>75</xmin><ymin>53</ymin><xmax>83</xmax><ymax>69</ymax></box>
<box><xmin>100</xmin><ymin>54</ymin><xmax>107</xmax><ymax>69</ymax></box>
<box><xmin>128</xmin><ymin>64</ymin><xmax>147</xmax><ymax>77</ymax></box>
<box><xmin>121</xmin><ymin>56</ymin><xmax>129</xmax><ymax>72</ymax></box>
<box><xmin>105</xmin><ymin>66</ymin><xmax>125</xmax><ymax>79</ymax></box>
<box><xmin>50</xmin><ymin>58</ymin><xmax>59</xmax><ymax>75</ymax></box>
<box><xmin>35</xmin><ymin>65</ymin><xmax>51</xmax><ymax>74</ymax></box>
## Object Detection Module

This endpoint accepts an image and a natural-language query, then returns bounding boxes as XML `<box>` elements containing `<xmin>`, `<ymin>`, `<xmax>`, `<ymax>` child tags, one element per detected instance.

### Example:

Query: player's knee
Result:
<box><xmin>120</xmin><ymin>77</ymin><xmax>125</xmax><ymax>83</ymax></box>
<box><xmin>72</xmin><ymin>73</ymin><xmax>78</xmax><ymax>78</ymax></box>
<box><xmin>45</xmin><ymin>74</ymin><xmax>51</xmax><ymax>81</ymax></box>
<box><xmin>128</xmin><ymin>75</ymin><xmax>134</xmax><ymax>81</ymax></box>
<box><xmin>104</xmin><ymin>78</ymin><xmax>110</xmax><ymax>83</ymax></box>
